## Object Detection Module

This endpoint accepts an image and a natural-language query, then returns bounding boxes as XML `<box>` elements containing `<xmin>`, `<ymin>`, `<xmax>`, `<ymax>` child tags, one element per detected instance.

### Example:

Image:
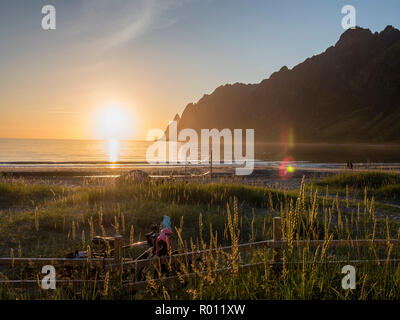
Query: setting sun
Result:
<box><xmin>95</xmin><ymin>106</ymin><xmax>132</xmax><ymax>140</ymax></box>
<box><xmin>93</xmin><ymin>104</ymin><xmax>134</xmax><ymax>162</ymax></box>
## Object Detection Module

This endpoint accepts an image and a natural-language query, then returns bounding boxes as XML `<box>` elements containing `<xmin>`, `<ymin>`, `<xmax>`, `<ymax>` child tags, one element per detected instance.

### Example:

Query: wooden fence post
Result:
<box><xmin>210</xmin><ymin>150</ymin><xmax>213</xmax><ymax>179</ymax></box>
<box><xmin>273</xmin><ymin>217</ymin><xmax>282</xmax><ymax>264</ymax></box>
<box><xmin>114</xmin><ymin>235</ymin><xmax>123</xmax><ymax>264</ymax></box>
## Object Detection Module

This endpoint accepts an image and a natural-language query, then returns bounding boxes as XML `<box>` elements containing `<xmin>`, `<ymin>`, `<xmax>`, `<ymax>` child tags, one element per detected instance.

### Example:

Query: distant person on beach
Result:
<box><xmin>347</xmin><ymin>161</ymin><xmax>353</xmax><ymax>169</ymax></box>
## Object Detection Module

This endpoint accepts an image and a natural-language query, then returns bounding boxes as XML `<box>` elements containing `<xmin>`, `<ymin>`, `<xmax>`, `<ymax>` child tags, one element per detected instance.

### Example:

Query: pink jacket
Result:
<box><xmin>155</xmin><ymin>227</ymin><xmax>174</xmax><ymax>255</ymax></box>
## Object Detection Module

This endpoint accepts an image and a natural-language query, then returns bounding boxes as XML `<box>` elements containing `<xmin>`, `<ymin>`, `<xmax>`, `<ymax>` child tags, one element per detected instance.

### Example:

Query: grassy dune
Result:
<box><xmin>0</xmin><ymin>181</ymin><xmax>67</xmax><ymax>208</ymax></box>
<box><xmin>314</xmin><ymin>171</ymin><xmax>400</xmax><ymax>200</ymax></box>
<box><xmin>0</xmin><ymin>182</ymin><xmax>291</xmax><ymax>257</ymax></box>
<box><xmin>0</xmin><ymin>173</ymin><xmax>400</xmax><ymax>299</ymax></box>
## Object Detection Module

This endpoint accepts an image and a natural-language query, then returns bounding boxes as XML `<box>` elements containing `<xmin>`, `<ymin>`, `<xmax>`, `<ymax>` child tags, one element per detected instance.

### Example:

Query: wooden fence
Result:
<box><xmin>1</xmin><ymin>217</ymin><xmax>400</xmax><ymax>290</ymax></box>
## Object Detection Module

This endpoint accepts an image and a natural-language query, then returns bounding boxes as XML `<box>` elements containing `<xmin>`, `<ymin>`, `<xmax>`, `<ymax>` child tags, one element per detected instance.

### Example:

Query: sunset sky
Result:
<box><xmin>0</xmin><ymin>0</ymin><xmax>399</xmax><ymax>140</ymax></box>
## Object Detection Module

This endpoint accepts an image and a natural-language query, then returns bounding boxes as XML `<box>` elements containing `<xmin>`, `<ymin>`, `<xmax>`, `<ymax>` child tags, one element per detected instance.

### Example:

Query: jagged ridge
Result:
<box><xmin>167</xmin><ymin>26</ymin><xmax>400</xmax><ymax>143</ymax></box>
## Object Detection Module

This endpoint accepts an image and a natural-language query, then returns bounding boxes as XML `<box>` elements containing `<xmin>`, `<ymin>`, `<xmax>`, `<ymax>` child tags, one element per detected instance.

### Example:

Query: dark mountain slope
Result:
<box><xmin>167</xmin><ymin>26</ymin><xmax>400</xmax><ymax>143</ymax></box>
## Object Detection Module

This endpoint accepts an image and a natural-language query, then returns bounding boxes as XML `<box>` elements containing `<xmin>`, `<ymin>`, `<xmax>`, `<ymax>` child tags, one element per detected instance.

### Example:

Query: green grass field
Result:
<box><xmin>314</xmin><ymin>171</ymin><xmax>400</xmax><ymax>200</ymax></box>
<box><xmin>1</xmin><ymin>172</ymin><xmax>400</xmax><ymax>300</ymax></box>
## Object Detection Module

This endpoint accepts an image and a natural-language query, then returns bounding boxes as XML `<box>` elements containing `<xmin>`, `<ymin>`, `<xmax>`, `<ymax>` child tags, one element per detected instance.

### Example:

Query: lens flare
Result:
<box><xmin>279</xmin><ymin>156</ymin><xmax>296</xmax><ymax>180</ymax></box>
<box><xmin>280</xmin><ymin>126</ymin><xmax>294</xmax><ymax>153</ymax></box>
<box><xmin>288</xmin><ymin>128</ymin><xmax>294</xmax><ymax>149</ymax></box>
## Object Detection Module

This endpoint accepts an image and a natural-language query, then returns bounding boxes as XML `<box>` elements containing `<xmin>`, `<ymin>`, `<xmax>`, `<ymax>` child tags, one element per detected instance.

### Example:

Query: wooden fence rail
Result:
<box><xmin>1</xmin><ymin>217</ymin><xmax>400</xmax><ymax>289</ymax></box>
<box><xmin>3</xmin><ymin>258</ymin><xmax>400</xmax><ymax>290</ymax></box>
<box><xmin>0</xmin><ymin>258</ymin><xmax>114</xmax><ymax>267</ymax></box>
<box><xmin>115</xmin><ymin>238</ymin><xmax>400</xmax><ymax>272</ymax></box>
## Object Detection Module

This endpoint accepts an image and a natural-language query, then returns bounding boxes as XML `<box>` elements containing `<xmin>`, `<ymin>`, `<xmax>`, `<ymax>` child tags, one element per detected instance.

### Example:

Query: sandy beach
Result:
<box><xmin>1</xmin><ymin>162</ymin><xmax>399</xmax><ymax>190</ymax></box>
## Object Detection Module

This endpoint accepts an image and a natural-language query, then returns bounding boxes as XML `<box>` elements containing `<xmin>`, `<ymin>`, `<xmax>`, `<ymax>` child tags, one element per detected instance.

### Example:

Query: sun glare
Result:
<box><xmin>94</xmin><ymin>104</ymin><xmax>133</xmax><ymax>163</ymax></box>
<box><xmin>96</xmin><ymin>106</ymin><xmax>131</xmax><ymax>140</ymax></box>
<box><xmin>108</xmin><ymin>138</ymin><xmax>119</xmax><ymax>163</ymax></box>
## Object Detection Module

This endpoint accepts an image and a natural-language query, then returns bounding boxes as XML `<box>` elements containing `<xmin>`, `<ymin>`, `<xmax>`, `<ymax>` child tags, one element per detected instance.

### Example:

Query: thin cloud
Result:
<box><xmin>85</xmin><ymin>0</ymin><xmax>186</xmax><ymax>51</ymax></box>
<box><xmin>62</xmin><ymin>0</ymin><xmax>192</xmax><ymax>73</ymax></box>
<box><xmin>101</xmin><ymin>0</ymin><xmax>157</xmax><ymax>50</ymax></box>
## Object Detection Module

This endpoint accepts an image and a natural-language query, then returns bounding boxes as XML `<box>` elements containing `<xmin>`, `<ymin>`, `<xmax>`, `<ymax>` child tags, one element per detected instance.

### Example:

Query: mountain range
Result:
<box><xmin>166</xmin><ymin>26</ymin><xmax>400</xmax><ymax>143</ymax></box>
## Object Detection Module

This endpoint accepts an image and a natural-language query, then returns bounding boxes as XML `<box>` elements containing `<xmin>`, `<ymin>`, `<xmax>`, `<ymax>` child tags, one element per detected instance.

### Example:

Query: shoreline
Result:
<box><xmin>1</xmin><ymin>162</ymin><xmax>399</xmax><ymax>190</ymax></box>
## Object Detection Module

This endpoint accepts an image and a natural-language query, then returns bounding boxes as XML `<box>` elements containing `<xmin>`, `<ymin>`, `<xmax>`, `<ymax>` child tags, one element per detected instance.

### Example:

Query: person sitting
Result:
<box><xmin>154</xmin><ymin>216</ymin><xmax>174</xmax><ymax>256</ymax></box>
<box><xmin>155</xmin><ymin>227</ymin><xmax>174</xmax><ymax>256</ymax></box>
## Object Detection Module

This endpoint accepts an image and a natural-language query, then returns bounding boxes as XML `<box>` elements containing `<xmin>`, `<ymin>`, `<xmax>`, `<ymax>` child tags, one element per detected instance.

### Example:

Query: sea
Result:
<box><xmin>0</xmin><ymin>139</ymin><xmax>399</xmax><ymax>171</ymax></box>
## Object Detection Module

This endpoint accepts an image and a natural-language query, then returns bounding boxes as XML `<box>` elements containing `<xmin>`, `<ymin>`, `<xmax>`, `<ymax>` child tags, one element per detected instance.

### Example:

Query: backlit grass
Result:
<box><xmin>0</xmin><ymin>175</ymin><xmax>400</xmax><ymax>300</ymax></box>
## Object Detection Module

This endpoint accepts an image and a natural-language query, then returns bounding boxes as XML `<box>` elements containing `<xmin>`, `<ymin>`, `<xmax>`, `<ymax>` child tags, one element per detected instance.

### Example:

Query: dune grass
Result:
<box><xmin>0</xmin><ymin>180</ymin><xmax>67</xmax><ymax>208</ymax></box>
<box><xmin>1</xmin><ymin>177</ymin><xmax>400</xmax><ymax>299</ymax></box>
<box><xmin>313</xmin><ymin>171</ymin><xmax>400</xmax><ymax>201</ymax></box>
<box><xmin>314</xmin><ymin>171</ymin><xmax>400</xmax><ymax>189</ymax></box>
<box><xmin>0</xmin><ymin>181</ymin><xmax>291</xmax><ymax>257</ymax></box>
